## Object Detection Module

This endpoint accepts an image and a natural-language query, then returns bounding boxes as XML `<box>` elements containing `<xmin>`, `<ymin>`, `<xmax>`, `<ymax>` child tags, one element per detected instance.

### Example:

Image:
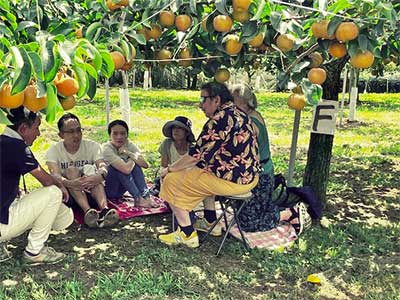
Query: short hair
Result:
<box><xmin>230</xmin><ymin>84</ymin><xmax>258</xmax><ymax>110</ymax></box>
<box><xmin>108</xmin><ymin>119</ymin><xmax>129</xmax><ymax>135</ymax></box>
<box><xmin>57</xmin><ymin>113</ymin><xmax>80</xmax><ymax>132</ymax></box>
<box><xmin>6</xmin><ymin>106</ymin><xmax>39</xmax><ymax>131</ymax></box>
<box><xmin>200</xmin><ymin>82</ymin><xmax>233</xmax><ymax>104</ymax></box>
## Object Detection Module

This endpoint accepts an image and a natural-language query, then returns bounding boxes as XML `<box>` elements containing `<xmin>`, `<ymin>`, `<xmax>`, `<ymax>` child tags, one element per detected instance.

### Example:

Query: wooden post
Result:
<box><xmin>287</xmin><ymin>109</ymin><xmax>301</xmax><ymax>187</ymax></box>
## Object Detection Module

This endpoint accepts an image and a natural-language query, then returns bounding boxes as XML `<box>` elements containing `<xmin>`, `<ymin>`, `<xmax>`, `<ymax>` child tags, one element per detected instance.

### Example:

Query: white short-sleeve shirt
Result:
<box><xmin>46</xmin><ymin>139</ymin><xmax>103</xmax><ymax>175</ymax></box>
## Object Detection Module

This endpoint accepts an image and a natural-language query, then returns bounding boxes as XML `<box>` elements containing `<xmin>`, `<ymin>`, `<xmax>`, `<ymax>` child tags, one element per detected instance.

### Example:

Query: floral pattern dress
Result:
<box><xmin>189</xmin><ymin>102</ymin><xmax>260</xmax><ymax>184</ymax></box>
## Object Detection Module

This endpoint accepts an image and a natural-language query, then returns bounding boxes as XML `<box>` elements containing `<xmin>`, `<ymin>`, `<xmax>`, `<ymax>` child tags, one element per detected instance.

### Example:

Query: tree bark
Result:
<box><xmin>303</xmin><ymin>57</ymin><xmax>348</xmax><ymax>205</ymax></box>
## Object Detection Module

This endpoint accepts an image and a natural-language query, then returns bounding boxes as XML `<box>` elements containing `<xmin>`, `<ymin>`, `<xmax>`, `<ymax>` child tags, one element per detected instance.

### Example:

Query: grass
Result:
<box><xmin>1</xmin><ymin>89</ymin><xmax>399</xmax><ymax>300</ymax></box>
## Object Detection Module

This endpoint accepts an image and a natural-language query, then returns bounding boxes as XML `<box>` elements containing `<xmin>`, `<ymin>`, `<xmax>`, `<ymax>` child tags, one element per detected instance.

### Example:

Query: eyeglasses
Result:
<box><xmin>200</xmin><ymin>95</ymin><xmax>212</xmax><ymax>104</ymax></box>
<box><xmin>63</xmin><ymin>127</ymin><xmax>84</xmax><ymax>134</ymax></box>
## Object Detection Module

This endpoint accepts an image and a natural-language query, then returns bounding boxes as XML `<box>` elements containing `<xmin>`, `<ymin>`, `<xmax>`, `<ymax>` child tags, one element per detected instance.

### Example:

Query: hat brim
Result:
<box><xmin>162</xmin><ymin>120</ymin><xmax>195</xmax><ymax>142</ymax></box>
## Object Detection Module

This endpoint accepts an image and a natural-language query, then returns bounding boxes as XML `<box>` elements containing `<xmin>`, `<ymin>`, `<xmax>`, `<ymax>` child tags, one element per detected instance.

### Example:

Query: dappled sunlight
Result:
<box><xmin>45</xmin><ymin>271</ymin><xmax>59</xmax><ymax>279</ymax></box>
<box><xmin>186</xmin><ymin>266</ymin><xmax>207</xmax><ymax>281</ymax></box>
<box><xmin>1</xmin><ymin>279</ymin><xmax>18</xmax><ymax>287</ymax></box>
<box><xmin>73</xmin><ymin>242</ymin><xmax>113</xmax><ymax>258</ymax></box>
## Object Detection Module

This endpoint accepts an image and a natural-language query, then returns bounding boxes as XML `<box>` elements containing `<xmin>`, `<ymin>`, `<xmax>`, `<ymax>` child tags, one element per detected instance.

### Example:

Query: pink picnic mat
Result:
<box><xmin>72</xmin><ymin>194</ymin><xmax>170</xmax><ymax>224</ymax></box>
<box><xmin>217</xmin><ymin>210</ymin><xmax>298</xmax><ymax>250</ymax></box>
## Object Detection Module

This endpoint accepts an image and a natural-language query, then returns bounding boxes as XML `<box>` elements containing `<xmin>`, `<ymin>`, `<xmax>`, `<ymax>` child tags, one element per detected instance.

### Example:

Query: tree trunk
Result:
<box><xmin>190</xmin><ymin>74</ymin><xmax>198</xmax><ymax>90</ymax></box>
<box><xmin>186</xmin><ymin>71</ymin><xmax>191</xmax><ymax>89</ymax></box>
<box><xmin>303</xmin><ymin>57</ymin><xmax>348</xmax><ymax>205</ymax></box>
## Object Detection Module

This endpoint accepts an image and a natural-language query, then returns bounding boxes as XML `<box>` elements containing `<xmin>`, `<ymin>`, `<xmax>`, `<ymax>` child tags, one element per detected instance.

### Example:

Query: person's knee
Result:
<box><xmin>65</xmin><ymin>167</ymin><xmax>80</xmax><ymax>179</ymax></box>
<box><xmin>45</xmin><ymin>185</ymin><xmax>63</xmax><ymax>202</ymax></box>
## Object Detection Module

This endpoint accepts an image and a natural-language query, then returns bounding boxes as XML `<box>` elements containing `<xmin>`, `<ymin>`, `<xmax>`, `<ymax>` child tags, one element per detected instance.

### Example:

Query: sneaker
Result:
<box><xmin>194</xmin><ymin>218</ymin><xmax>222</xmax><ymax>237</ymax></box>
<box><xmin>84</xmin><ymin>208</ymin><xmax>99</xmax><ymax>228</ymax></box>
<box><xmin>290</xmin><ymin>202</ymin><xmax>312</xmax><ymax>235</ymax></box>
<box><xmin>98</xmin><ymin>208</ymin><xmax>119</xmax><ymax>228</ymax></box>
<box><xmin>22</xmin><ymin>246</ymin><xmax>66</xmax><ymax>265</ymax></box>
<box><xmin>158</xmin><ymin>228</ymin><xmax>199</xmax><ymax>248</ymax></box>
<box><xmin>0</xmin><ymin>242</ymin><xmax>12</xmax><ymax>262</ymax></box>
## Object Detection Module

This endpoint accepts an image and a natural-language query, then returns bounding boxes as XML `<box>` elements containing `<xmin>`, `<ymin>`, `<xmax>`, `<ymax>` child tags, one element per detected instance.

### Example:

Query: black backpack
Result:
<box><xmin>272</xmin><ymin>174</ymin><xmax>323</xmax><ymax>220</ymax></box>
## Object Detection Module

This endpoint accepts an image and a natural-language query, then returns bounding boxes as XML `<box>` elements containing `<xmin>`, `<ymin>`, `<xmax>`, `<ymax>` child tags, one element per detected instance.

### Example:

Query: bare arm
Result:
<box><xmin>160</xmin><ymin>154</ymin><xmax>198</xmax><ymax>178</ymax></box>
<box><xmin>110</xmin><ymin>158</ymin><xmax>135</xmax><ymax>175</ymax></box>
<box><xmin>47</xmin><ymin>161</ymin><xmax>82</xmax><ymax>191</ymax></box>
<box><xmin>31</xmin><ymin>164</ymin><xmax>69</xmax><ymax>202</ymax></box>
<box><xmin>160</xmin><ymin>155</ymin><xmax>169</xmax><ymax>168</ymax></box>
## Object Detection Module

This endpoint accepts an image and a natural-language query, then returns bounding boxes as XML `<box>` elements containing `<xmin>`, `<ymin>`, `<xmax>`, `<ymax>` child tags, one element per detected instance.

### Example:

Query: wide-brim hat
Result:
<box><xmin>162</xmin><ymin>116</ymin><xmax>195</xmax><ymax>142</ymax></box>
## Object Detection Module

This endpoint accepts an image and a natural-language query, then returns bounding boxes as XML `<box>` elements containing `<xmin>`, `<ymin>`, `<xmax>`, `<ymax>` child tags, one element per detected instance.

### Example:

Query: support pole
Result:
<box><xmin>287</xmin><ymin>109</ymin><xmax>301</xmax><ymax>187</ymax></box>
<box><xmin>120</xmin><ymin>70</ymin><xmax>131</xmax><ymax>130</ymax></box>
<box><xmin>339</xmin><ymin>67</ymin><xmax>348</xmax><ymax>127</ymax></box>
<box><xmin>105</xmin><ymin>78</ymin><xmax>110</xmax><ymax>126</ymax></box>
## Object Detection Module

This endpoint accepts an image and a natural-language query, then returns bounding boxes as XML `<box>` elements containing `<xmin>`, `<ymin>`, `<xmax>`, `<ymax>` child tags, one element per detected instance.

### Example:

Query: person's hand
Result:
<box><xmin>160</xmin><ymin>166</ymin><xmax>169</xmax><ymax>179</ymax></box>
<box><xmin>60</xmin><ymin>185</ymin><xmax>69</xmax><ymax>203</ymax></box>
<box><xmin>80</xmin><ymin>174</ymin><xmax>100</xmax><ymax>191</ymax></box>
<box><xmin>118</xmin><ymin>146</ymin><xmax>128</xmax><ymax>155</ymax></box>
<box><xmin>69</xmin><ymin>178</ymin><xmax>84</xmax><ymax>191</ymax></box>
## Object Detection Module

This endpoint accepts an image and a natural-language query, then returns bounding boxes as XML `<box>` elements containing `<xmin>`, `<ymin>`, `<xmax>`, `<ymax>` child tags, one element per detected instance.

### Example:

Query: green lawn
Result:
<box><xmin>1</xmin><ymin>89</ymin><xmax>399</xmax><ymax>300</ymax></box>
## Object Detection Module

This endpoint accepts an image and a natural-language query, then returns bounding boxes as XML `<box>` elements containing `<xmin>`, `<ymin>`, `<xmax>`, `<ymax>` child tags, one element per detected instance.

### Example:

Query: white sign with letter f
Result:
<box><xmin>311</xmin><ymin>100</ymin><xmax>338</xmax><ymax>135</ymax></box>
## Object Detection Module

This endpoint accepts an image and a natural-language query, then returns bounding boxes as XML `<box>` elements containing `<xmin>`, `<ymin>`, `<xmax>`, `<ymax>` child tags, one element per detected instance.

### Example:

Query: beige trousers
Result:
<box><xmin>0</xmin><ymin>185</ymin><xmax>73</xmax><ymax>254</ymax></box>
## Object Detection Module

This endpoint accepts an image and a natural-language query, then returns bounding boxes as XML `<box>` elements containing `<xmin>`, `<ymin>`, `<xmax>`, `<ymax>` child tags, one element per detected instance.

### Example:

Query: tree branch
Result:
<box><xmin>285</xmin><ymin>42</ymin><xmax>319</xmax><ymax>74</ymax></box>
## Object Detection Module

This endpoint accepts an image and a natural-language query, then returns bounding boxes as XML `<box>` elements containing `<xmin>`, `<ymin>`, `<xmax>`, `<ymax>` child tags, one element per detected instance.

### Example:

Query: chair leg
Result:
<box><xmin>216</xmin><ymin>199</ymin><xmax>249</xmax><ymax>256</ymax></box>
<box><xmin>200</xmin><ymin>199</ymin><xmax>227</xmax><ymax>243</ymax></box>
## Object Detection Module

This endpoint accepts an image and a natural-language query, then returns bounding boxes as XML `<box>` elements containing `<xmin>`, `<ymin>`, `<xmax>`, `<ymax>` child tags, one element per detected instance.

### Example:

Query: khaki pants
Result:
<box><xmin>0</xmin><ymin>185</ymin><xmax>73</xmax><ymax>254</ymax></box>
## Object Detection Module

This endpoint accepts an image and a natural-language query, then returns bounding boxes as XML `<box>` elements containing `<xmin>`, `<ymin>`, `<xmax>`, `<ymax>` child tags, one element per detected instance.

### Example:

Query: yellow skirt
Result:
<box><xmin>159</xmin><ymin>167</ymin><xmax>259</xmax><ymax>211</ymax></box>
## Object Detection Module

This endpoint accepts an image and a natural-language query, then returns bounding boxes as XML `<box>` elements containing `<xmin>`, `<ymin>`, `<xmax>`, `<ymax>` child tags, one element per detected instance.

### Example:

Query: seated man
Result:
<box><xmin>46</xmin><ymin>113</ymin><xmax>118</xmax><ymax>228</ymax></box>
<box><xmin>158</xmin><ymin>82</ymin><xmax>260</xmax><ymax>248</ymax></box>
<box><xmin>0</xmin><ymin>106</ymin><xmax>73</xmax><ymax>265</ymax></box>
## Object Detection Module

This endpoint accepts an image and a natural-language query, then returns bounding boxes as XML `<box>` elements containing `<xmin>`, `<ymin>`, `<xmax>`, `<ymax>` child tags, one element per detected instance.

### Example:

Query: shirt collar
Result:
<box><xmin>2</xmin><ymin>127</ymin><xmax>24</xmax><ymax>141</ymax></box>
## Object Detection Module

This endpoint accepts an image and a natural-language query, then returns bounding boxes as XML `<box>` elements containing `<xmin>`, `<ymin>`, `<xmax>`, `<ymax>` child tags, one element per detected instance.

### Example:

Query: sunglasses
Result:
<box><xmin>200</xmin><ymin>95</ymin><xmax>213</xmax><ymax>104</ymax></box>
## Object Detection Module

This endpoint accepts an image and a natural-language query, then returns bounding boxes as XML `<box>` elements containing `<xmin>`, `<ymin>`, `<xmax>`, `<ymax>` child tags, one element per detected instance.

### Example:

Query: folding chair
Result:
<box><xmin>201</xmin><ymin>191</ymin><xmax>253</xmax><ymax>256</ymax></box>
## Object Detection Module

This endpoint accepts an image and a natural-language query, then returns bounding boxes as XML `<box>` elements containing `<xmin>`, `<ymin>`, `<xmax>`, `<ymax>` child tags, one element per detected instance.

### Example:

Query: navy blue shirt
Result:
<box><xmin>0</xmin><ymin>134</ymin><xmax>38</xmax><ymax>224</ymax></box>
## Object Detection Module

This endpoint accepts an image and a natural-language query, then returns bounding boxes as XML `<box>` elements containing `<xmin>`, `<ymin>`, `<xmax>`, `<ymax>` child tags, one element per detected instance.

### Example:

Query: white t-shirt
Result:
<box><xmin>102</xmin><ymin>141</ymin><xmax>141</xmax><ymax>166</ymax></box>
<box><xmin>46</xmin><ymin>139</ymin><xmax>103</xmax><ymax>175</ymax></box>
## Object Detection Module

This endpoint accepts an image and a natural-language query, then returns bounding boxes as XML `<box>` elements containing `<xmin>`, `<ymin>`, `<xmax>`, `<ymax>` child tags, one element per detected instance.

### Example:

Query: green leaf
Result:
<box><xmin>189</xmin><ymin>0</ymin><xmax>197</xmax><ymax>15</ymax></box>
<box><xmin>358</xmin><ymin>34</ymin><xmax>369</xmax><ymax>51</ymax></box>
<box><xmin>28</xmin><ymin>51</ymin><xmax>44</xmax><ymax>81</ymax></box>
<box><xmin>16</xmin><ymin>21</ymin><xmax>39</xmax><ymax>32</ymax></box>
<box><xmin>277</xmin><ymin>70</ymin><xmax>290</xmax><ymax>90</ymax></box>
<box><xmin>129</xmin><ymin>33</ymin><xmax>147</xmax><ymax>45</ymax></box>
<box><xmin>85</xmin><ymin>22</ymin><xmax>103</xmax><ymax>41</ymax></box>
<box><xmin>292</xmin><ymin>61</ymin><xmax>309</xmax><ymax>73</ymax></box>
<box><xmin>251</xmin><ymin>0</ymin><xmax>267</xmax><ymax>21</ymax></box>
<box><xmin>85</xmin><ymin>63</ymin><xmax>98</xmax><ymax>80</ymax></box>
<box><xmin>87</xmin><ymin>74</ymin><xmax>97</xmax><ymax>99</ymax></box>
<box><xmin>42</xmin><ymin>41</ymin><xmax>61</xmax><ymax>82</ymax></box>
<box><xmin>215</xmin><ymin>0</ymin><xmax>228</xmax><ymax>15</ymax></box>
<box><xmin>0</xmin><ymin>23</ymin><xmax>13</xmax><ymax>37</ymax></box>
<box><xmin>0</xmin><ymin>37</ymin><xmax>12</xmax><ymax>50</ymax></box>
<box><xmin>10</xmin><ymin>46</ymin><xmax>32</xmax><ymax>94</ymax></box>
<box><xmin>347</xmin><ymin>40</ymin><xmax>359</xmax><ymax>57</ymax></box>
<box><xmin>48</xmin><ymin>23</ymin><xmax>74</xmax><ymax>36</ymax></box>
<box><xmin>327</xmin><ymin>17</ymin><xmax>341</xmax><ymax>36</ymax></box>
<box><xmin>301</xmin><ymin>78</ymin><xmax>322</xmax><ymax>105</ymax></box>
<box><xmin>36</xmin><ymin>80</ymin><xmax>46</xmax><ymax>98</ymax></box>
<box><xmin>45</xmin><ymin>83</ymin><xmax>57</xmax><ymax>123</ymax></box>
<box><xmin>100</xmin><ymin>50</ymin><xmax>115</xmax><ymax>78</ymax></box>
<box><xmin>0</xmin><ymin>0</ymin><xmax>10</xmax><ymax>11</ymax></box>
<box><xmin>241</xmin><ymin>21</ymin><xmax>258</xmax><ymax>39</ymax></box>
<box><xmin>270</xmin><ymin>12</ymin><xmax>287</xmax><ymax>34</ymax></box>
<box><xmin>0</xmin><ymin>109</ymin><xmax>11</xmax><ymax>125</ymax></box>
<box><xmin>72</xmin><ymin>64</ymin><xmax>88</xmax><ymax>98</ymax></box>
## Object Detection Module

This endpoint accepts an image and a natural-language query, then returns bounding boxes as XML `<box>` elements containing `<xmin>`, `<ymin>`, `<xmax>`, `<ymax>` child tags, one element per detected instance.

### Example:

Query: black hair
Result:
<box><xmin>108</xmin><ymin>119</ymin><xmax>129</xmax><ymax>135</ymax></box>
<box><xmin>6</xmin><ymin>106</ymin><xmax>38</xmax><ymax>131</ymax></box>
<box><xmin>200</xmin><ymin>82</ymin><xmax>233</xmax><ymax>104</ymax></box>
<box><xmin>57</xmin><ymin>113</ymin><xmax>80</xmax><ymax>132</ymax></box>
